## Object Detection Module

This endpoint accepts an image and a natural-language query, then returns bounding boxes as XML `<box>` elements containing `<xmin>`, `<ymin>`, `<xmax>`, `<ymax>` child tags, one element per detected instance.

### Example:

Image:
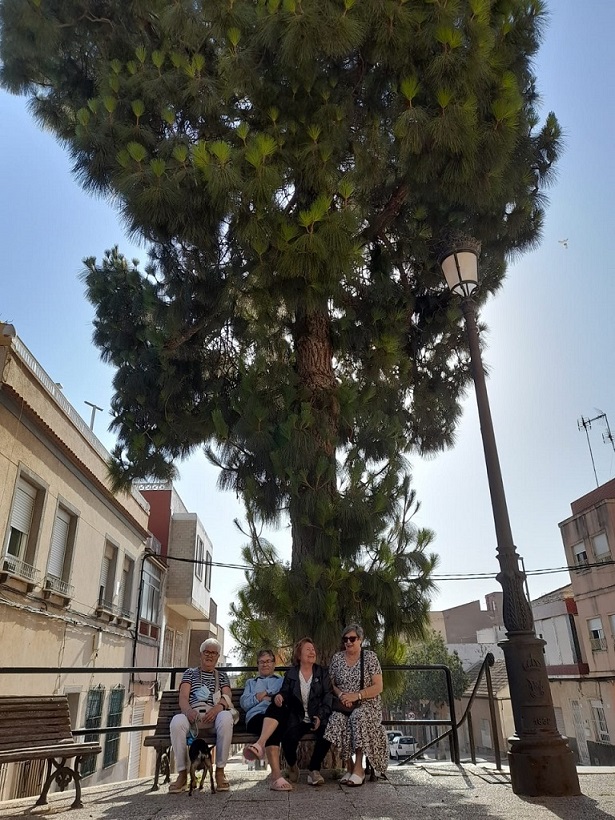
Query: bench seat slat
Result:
<box><xmin>0</xmin><ymin>743</ymin><xmax>101</xmax><ymax>764</ymax></box>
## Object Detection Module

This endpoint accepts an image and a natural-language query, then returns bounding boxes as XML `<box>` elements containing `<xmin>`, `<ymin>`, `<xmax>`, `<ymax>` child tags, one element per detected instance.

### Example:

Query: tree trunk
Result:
<box><xmin>290</xmin><ymin>307</ymin><xmax>339</xmax><ymax>570</ymax></box>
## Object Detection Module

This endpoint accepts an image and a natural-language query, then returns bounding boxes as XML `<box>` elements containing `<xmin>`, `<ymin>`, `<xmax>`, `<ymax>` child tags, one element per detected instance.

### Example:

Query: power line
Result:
<box><xmin>163</xmin><ymin>552</ymin><xmax>595</xmax><ymax>582</ymax></box>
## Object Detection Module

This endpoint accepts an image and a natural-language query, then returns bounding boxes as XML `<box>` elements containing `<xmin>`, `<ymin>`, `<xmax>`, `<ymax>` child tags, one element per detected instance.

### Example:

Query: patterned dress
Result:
<box><xmin>324</xmin><ymin>649</ymin><xmax>388</xmax><ymax>773</ymax></box>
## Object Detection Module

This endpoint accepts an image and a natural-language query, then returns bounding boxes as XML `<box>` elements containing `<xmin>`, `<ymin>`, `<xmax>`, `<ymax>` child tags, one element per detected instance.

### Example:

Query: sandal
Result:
<box><xmin>243</xmin><ymin>742</ymin><xmax>264</xmax><ymax>762</ymax></box>
<box><xmin>215</xmin><ymin>770</ymin><xmax>230</xmax><ymax>791</ymax></box>
<box><xmin>346</xmin><ymin>773</ymin><xmax>365</xmax><ymax>787</ymax></box>
<box><xmin>339</xmin><ymin>771</ymin><xmax>353</xmax><ymax>785</ymax></box>
<box><xmin>270</xmin><ymin>776</ymin><xmax>293</xmax><ymax>791</ymax></box>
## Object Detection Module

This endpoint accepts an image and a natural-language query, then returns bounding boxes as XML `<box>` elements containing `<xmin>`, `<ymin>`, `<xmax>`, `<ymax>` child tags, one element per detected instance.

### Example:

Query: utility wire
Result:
<box><xmin>163</xmin><ymin>552</ymin><xmax>598</xmax><ymax>581</ymax></box>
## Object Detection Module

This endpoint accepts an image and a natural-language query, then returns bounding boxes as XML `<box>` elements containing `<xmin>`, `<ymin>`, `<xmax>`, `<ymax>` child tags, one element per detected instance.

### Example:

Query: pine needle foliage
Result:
<box><xmin>0</xmin><ymin>0</ymin><xmax>560</xmax><ymax>651</ymax></box>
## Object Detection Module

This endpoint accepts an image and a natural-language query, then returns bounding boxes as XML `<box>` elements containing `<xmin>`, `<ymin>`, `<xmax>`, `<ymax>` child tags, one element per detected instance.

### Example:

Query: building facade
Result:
<box><xmin>135</xmin><ymin>482</ymin><xmax>223</xmax><ymax>689</ymax></box>
<box><xmin>557</xmin><ymin>480</ymin><xmax>615</xmax><ymax>765</ymax></box>
<box><xmin>0</xmin><ymin>325</ymin><xmax>164</xmax><ymax>798</ymax></box>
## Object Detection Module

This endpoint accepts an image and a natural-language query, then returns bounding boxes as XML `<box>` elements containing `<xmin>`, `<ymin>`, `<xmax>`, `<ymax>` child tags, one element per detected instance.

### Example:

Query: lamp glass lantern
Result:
<box><xmin>440</xmin><ymin>249</ymin><xmax>479</xmax><ymax>298</ymax></box>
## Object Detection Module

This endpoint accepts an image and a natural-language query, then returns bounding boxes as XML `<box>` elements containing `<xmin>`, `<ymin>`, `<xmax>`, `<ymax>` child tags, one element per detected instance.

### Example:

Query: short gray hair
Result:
<box><xmin>341</xmin><ymin>623</ymin><xmax>364</xmax><ymax>640</ymax></box>
<box><xmin>200</xmin><ymin>638</ymin><xmax>222</xmax><ymax>655</ymax></box>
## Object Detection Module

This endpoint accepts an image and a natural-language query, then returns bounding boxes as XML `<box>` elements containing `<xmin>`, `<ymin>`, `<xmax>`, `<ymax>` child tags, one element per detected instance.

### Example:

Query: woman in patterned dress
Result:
<box><xmin>324</xmin><ymin>623</ymin><xmax>388</xmax><ymax>785</ymax></box>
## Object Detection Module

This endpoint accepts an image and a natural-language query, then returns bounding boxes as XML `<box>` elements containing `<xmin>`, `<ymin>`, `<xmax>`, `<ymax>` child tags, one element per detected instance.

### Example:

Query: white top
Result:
<box><xmin>299</xmin><ymin>671</ymin><xmax>312</xmax><ymax>723</ymax></box>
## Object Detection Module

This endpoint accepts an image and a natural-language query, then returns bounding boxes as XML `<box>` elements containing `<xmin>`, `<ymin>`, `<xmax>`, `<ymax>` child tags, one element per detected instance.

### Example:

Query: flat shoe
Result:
<box><xmin>307</xmin><ymin>770</ymin><xmax>325</xmax><ymax>786</ymax></box>
<box><xmin>243</xmin><ymin>742</ymin><xmax>264</xmax><ymax>762</ymax></box>
<box><xmin>346</xmin><ymin>773</ymin><xmax>365</xmax><ymax>787</ymax></box>
<box><xmin>270</xmin><ymin>776</ymin><xmax>293</xmax><ymax>791</ymax></box>
<box><xmin>168</xmin><ymin>773</ymin><xmax>187</xmax><ymax>793</ymax></box>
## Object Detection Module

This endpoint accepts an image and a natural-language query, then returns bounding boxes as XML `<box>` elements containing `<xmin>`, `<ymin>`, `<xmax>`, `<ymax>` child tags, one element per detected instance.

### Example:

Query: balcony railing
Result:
<box><xmin>590</xmin><ymin>636</ymin><xmax>607</xmax><ymax>652</ymax></box>
<box><xmin>43</xmin><ymin>574</ymin><xmax>75</xmax><ymax>600</ymax></box>
<box><xmin>1</xmin><ymin>554</ymin><xmax>40</xmax><ymax>585</ymax></box>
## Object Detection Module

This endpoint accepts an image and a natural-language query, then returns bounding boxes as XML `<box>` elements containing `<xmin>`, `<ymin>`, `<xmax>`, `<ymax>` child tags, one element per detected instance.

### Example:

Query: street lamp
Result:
<box><xmin>438</xmin><ymin>237</ymin><xmax>580</xmax><ymax>797</ymax></box>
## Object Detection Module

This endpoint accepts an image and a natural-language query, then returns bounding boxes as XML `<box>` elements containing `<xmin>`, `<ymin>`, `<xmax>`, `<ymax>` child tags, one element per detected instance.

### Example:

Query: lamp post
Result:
<box><xmin>438</xmin><ymin>237</ymin><xmax>580</xmax><ymax>796</ymax></box>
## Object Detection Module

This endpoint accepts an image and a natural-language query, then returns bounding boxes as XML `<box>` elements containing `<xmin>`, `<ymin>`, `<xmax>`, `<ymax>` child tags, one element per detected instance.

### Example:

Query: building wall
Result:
<box><xmin>447</xmin><ymin>642</ymin><xmax>504</xmax><ymax>671</ymax></box>
<box><xmin>432</xmin><ymin>593</ymin><xmax>504</xmax><ymax>644</ymax></box>
<box><xmin>0</xmin><ymin>330</ymin><xmax>156</xmax><ymax>797</ymax></box>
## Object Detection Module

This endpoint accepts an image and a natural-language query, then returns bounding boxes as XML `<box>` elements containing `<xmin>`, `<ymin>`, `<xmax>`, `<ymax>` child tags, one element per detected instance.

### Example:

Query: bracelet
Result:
<box><xmin>358</xmin><ymin>692</ymin><xmax>362</xmax><ymax>702</ymax></box>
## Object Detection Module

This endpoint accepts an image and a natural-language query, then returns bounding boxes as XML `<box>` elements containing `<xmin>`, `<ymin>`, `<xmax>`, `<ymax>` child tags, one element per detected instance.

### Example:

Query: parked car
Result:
<box><xmin>387</xmin><ymin>731</ymin><xmax>402</xmax><ymax>757</ymax></box>
<box><xmin>392</xmin><ymin>735</ymin><xmax>417</xmax><ymax>760</ymax></box>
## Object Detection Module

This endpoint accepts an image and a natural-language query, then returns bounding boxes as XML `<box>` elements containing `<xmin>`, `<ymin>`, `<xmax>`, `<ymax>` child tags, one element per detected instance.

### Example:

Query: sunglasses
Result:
<box><xmin>343</xmin><ymin>636</ymin><xmax>359</xmax><ymax>643</ymax></box>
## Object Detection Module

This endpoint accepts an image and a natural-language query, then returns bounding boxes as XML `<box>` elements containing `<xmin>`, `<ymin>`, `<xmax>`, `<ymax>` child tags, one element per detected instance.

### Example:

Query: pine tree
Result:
<box><xmin>0</xmin><ymin>0</ymin><xmax>561</xmax><ymax>651</ymax></box>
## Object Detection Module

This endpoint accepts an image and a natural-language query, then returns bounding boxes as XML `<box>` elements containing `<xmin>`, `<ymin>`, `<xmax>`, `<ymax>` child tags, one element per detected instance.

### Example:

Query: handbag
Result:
<box><xmin>195</xmin><ymin>670</ymin><xmax>240</xmax><ymax>724</ymax></box>
<box><xmin>332</xmin><ymin>650</ymin><xmax>364</xmax><ymax>714</ymax></box>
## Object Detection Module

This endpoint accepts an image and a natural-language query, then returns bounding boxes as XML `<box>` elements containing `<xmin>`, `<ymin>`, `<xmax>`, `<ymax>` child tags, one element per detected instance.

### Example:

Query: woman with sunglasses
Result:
<box><xmin>324</xmin><ymin>624</ymin><xmax>388</xmax><ymax>785</ymax></box>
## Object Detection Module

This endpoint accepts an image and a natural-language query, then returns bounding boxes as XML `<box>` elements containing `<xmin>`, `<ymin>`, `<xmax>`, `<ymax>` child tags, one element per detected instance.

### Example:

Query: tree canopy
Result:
<box><xmin>0</xmin><ymin>0</ymin><xmax>560</xmax><ymax>654</ymax></box>
<box><xmin>386</xmin><ymin>630</ymin><xmax>468</xmax><ymax>709</ymax></box>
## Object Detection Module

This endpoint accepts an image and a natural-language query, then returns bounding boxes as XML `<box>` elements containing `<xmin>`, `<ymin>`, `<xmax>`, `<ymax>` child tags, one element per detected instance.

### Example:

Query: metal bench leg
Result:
<box><xmin>36</xmin><ymin>757</ymin><xmax>82</xmax><ymax>809</ymax></box>
<box><xmin>151</xmin><ymin>748</ymin><xmax>162</xmax><ymax>791</ymax></box>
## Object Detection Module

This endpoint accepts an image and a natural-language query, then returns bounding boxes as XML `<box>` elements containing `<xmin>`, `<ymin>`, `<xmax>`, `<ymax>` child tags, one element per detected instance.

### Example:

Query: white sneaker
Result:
<box><xmin>307</xmin><ymin>770</ymin><xmax>325</xmax><ymax>786</ymax></box>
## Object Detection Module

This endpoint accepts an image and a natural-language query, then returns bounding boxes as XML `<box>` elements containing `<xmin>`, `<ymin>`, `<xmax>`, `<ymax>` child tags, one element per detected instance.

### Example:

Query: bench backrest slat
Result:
<box><xmin>0</xmin><ymin>695</ymin><xmax>74</xmax><ymax>752</ymax></box>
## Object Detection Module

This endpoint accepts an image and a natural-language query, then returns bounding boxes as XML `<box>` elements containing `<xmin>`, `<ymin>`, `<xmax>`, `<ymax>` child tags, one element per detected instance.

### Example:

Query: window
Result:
<box><xmin>81</xmin><ymin>686</ymin><xmax>105</xmax><ymax>777</ymax></box>
<box><xmin>118</xmin><ymin>556</ymin><xmax>135</xmax><ymax>619</ymax></box>
<box><xmin>588</xmin><ymin>617</ymin><xmax>606</xmax><ymax>652</ymax></box>
<box><xmin>3</xmin><ymin>476</ymin><xmax>44</xmax><ymax>578</ymax></box>
<box><xmin>103</xmin><ymin>686</ymin><xmax>125</xmax><ymax>768</ymax></box>
<box><xmin>139</xmin><ymin>561</ymin><xmax>162</xmax><ymax>638</ymax></box>
<box><xmin>195</xmin><ymin>535</ymin><xmax>204</xmax><ymax>581</ymax></box>
<box><xmin>6</xmin><ymin>479</ymin><xmax>37</xmax><ymax>559</ymax></box>
<box><xmin>592</xmin><ymin>532</ymin><xmax>611</xmax><ymax>563</ymax></box>
<box><xmin>480</xmin><ymin>718</ymin><xmax>492</xmax><ymax>748</ymax></box>
<box><xmin>45</xmin><ymin>506</ymin><xmax>76</xmax><ymax>598</ymax></box>
<box><xmin>591</xmin><ymin>699</ymin><xmax>610</xmax><ymax>743</ymax></box>
<box><xmin>99</xmin><ymin>542</ymin><xmax>118</xmax><ymax>609</ymax></box>
<box><xmin>173</xmin><ymin>631</ymin><xmax>184</xmax><ymax>666</ymax></box>
<box><xmin>204</xmin><ymin>550</ymin><xmax>212</xmax><ymax>591</ymax></box>
<box><xmin>572</xmin><ymin>542</ymin><xmax>588</xmax><ymax>568</ymax></box>
<box><xmin>162</xmin><ymin>627</ymin><xmax>174</xmax><ymax>667</ymax></box>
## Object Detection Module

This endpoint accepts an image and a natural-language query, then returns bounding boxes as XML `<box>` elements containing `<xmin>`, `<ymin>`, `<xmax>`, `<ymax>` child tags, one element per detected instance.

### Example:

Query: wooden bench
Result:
<box><xmin>0</xmin><ymin>695</ymin><xmax>102</xmax><ymax>809</ymax></box>
<box><xmin>144</xmin><ymin>688</ymin><xmax>317</xmax><ymax>790</ymax></box>
<box><xmin>144</xmin><ymin>688</ymin><xmax>256</xmax><ymax>790</ymax></box>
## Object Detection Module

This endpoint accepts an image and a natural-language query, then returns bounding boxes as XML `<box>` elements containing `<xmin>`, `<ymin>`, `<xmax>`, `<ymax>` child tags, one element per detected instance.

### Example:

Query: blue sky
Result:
<box><xmin>1</xmin><ymin>2</ymin><xmax>614</xmax><ymax>652</ymax></box>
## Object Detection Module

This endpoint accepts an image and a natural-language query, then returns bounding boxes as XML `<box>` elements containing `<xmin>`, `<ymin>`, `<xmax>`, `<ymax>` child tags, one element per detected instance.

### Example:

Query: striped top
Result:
<box><xmin>181</xmin><ymin>667</ymin><xmax>231</xmax><ymax>707</ymax></box>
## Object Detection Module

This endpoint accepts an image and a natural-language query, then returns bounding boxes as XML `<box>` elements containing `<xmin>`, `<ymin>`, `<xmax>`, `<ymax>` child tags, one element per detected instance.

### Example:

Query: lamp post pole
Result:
<box><xmin>439</xmin><ymin>242</ymin><xmax>580</xmax><ymax>796</ymax></box>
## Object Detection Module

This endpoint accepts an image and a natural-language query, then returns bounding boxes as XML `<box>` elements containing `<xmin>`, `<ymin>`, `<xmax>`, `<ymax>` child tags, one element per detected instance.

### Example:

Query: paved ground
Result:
<box><xmin>2</xmin><ymin>753</ymin><xmax>615</xmax><ymax>819</ymax></box>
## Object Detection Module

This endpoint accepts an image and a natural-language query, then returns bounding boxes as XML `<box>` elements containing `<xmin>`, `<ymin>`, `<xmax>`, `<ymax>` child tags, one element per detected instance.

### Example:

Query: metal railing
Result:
<box><xmin>1</xmin><ymin>555</ymin><xmax>40</xmax><ymax>584</ymax></box>
<box><xmin>385</xmin><ymin>653</ymin><xmax>501</xmax><ymax>770</ymax></box>
<box><xmin>43</xmin><ymin>574</ymin><xmax>75</xmax><ymax>599</ymax></box>
<box><xmin>0</xmin><ymin>660</ymin><xmax>500</xmax><ymax>767</ymax></box>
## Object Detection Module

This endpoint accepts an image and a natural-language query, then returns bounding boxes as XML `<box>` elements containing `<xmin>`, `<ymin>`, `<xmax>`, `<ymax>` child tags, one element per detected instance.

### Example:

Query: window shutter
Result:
<box><xmin>11</xmin><ymin>481</ymin><xmax>36</xmax><ymax>534</ymax></box>
<box><xmin>99</xmin><ymin>556</ymin><xmax>110</xmax><ymax>602</ymax></box>
<box><xmin>48</xmin><ymin>508</ymin><xmax>70</xmax><ymax>578</ymax></box>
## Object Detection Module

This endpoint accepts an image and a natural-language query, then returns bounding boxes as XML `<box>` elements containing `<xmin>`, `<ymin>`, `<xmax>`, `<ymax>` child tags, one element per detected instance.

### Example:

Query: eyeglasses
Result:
<box><xmin>258</xmin><ymin>658</ymin><xmax>274</xmax><ymax>663</ymax></box>
<box><xmin>343</xmin><ymin>636</ymin><xmax>359</xmax><ymax>643</ymax></box>
<box><xmin>202</xmin><ymin>651</ymin><xmax>219</xmax><ymax>657</ymax></box>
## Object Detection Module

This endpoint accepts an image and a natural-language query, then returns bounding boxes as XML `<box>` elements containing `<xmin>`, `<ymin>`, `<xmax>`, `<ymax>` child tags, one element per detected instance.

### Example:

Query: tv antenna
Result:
<box><xmin>84</xmin><ymin>400</ymin><xmax>104</xmax><ymax>431</ymax></box>
<box><xmin>578</xmin><ymin>411</ymin><xmax>615</xmax><ymax>487</ymax></box>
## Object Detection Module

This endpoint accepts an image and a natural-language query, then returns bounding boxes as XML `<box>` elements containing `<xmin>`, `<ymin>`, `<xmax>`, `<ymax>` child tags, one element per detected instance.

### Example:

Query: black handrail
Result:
<box><xmin>0</xmin><ymin>661</ymin><xmax>505</xmax><ymax>767</ymax></box>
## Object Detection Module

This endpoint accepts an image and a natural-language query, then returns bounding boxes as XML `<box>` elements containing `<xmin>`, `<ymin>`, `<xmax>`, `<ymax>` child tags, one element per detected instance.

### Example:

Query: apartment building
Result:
<box><xmin>557</xmin><ymin>479</ymin><xmax>615</xmax><ymax>765</ymax></box>
<box><xmin>0</xmin><ymin>324</ymin><xmax>164</xmax><ymax>797</ymax></box>
<box><xmin>135</xmin><ymin>482</ymin><xmax>222</xmax><ymax>686</ymax></box>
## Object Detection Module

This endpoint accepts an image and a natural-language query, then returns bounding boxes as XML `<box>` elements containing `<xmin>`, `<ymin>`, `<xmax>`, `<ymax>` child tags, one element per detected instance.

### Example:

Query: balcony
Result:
<box><xmin>43</xmin><ymin>574</ymin><xmax>75</xmax><ymax>604</ymax></box>
<box><xmin>95</xmin><ymin>597</ymin><xmax>134</xmax><ymax>626</ymax></box>
<box><xmin>0</xmin><ymin>554</ymin><xmax>40</xmax><ymax>590</ymax></box>
<box><xmin>590</xmin><ymin>637</ymin><xmax>607</xmax><ymax>652</ymax></box>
